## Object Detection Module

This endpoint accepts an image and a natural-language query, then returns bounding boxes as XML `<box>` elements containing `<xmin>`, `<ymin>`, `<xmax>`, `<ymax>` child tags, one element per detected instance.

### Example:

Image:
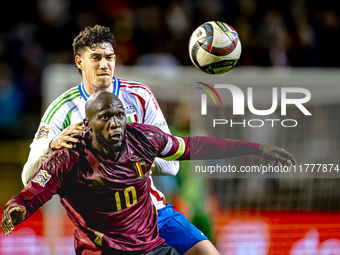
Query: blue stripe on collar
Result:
<box><xmin>78</xmin><ymin>77</ymin><xmax>120</xmax><ymax>101</ymax></box>
<box><xmin>78</xmin><ymin>82</ymin><xmax>89</xmax><ymax>101</ymax></box>
<box><xmin>113</xmin><ymin>77</ymin><xmax>120</xmax><ymax>97</ymax></box>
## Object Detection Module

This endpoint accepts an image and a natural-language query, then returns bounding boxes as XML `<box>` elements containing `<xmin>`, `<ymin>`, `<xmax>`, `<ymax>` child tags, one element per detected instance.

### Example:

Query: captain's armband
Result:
<box><xmin>162</xmin><ymin>137</ymin><xmax>185</xmax><ymax>161</ymax></box>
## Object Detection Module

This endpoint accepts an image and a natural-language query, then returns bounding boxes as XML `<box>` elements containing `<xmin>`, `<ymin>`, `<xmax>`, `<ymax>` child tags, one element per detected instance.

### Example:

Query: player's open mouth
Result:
<box><xmin>110</xmin><ymin>133</ymin><xmax>122</xmax><ymax>140</ymax></box>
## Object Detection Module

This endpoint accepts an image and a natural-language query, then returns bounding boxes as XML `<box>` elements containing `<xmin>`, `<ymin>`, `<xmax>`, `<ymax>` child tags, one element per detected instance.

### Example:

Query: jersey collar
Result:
<box><xmin>78</xmin><ymin>77</ymin><xmax>120</xmax><ymax>101</ymax></box>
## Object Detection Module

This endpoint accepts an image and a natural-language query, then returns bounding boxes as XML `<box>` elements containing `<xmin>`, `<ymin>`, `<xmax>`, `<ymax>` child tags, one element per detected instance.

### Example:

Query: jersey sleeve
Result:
<box><xmin>129</xmin><ymin>82</ymin><xmax>179</xmax><ymax>176</ymax></box>
<box><xmin>6</xmin><ymin>149</ymin><xmax>73</xmax><ymax>224</ymax></box>
<box><xmin>157</xmin><ymin>135</ymin><xmax>261</xmax><ymax>161</ymax></box>
<box><xmin>22</xmin><ymin>117</ymin><xmax>63</xmax><ymax>185</ymax></box>
<box><xmin>22</xmin><ymin>89</ymin><xmax>79</xmax><ymax>185</ymax></box>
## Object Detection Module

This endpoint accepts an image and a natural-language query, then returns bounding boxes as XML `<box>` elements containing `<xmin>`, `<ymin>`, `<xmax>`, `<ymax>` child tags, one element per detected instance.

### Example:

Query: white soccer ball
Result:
<box><xmin>188</xmin><ymin>21</ymin><xmax>242</xmax><ymax>75</ymax></box>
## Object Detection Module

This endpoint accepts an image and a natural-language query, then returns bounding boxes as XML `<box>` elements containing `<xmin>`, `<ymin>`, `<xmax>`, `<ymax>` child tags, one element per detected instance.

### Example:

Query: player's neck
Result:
<box><xmin>99</xmin><ymin>149</ymin><xmax>120</xmax><ymax>161</ymax></box>
<box><xmin>83</xmin><ymin>80</ymin><xmax>113</xmax><ymax>96</ymax></box>
<box><xmin>91</xmin><ymin>140</ymin><xmax>121</xmax><ymax>162</ymax></box>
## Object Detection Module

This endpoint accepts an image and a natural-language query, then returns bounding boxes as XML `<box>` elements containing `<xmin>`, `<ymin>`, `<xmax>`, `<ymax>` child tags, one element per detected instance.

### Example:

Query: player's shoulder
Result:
<box><xmin>127</xmin><ymin>122</ymin><xmax>162</xmax><ymax>133</ymax></box>
<box><xmin>49</xmin><ymin>85</ymin><xmax>83</xmax><ymax>106</ymax></box>
<box><xmin>117</xmin><ymin>78</ymin><xmax>159</xmax><ymax>110</ymax></box>
<box><xmin>118</xmin><ymin>78</ymin><xmax>154</xmax><ymax>96</ymax></box>
<box><xmin>126</xmin><ymin>123</ymin><xmax>166</xmax><ymax>155</ymax></box>
<box><xmin>43</xmin><ymin>147</ymin><xmax>79</xmax><ymax>175</ymax></box>
<box><xmin>127</xmin><ymin>123</ymin><xmax>165</xmax><ymax>142</ymax></box>
<box><xmin>42</xmin><ymin>85</ymin><xmax>83</xmax><ymax>124</ymax></box>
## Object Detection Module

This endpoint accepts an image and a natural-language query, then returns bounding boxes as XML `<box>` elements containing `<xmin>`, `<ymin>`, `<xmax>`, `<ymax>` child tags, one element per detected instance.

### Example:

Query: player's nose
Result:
<box><xmin>109</xmin><ymin>117</ymin><xmax>120</xmax><ymax>129</ymax></box>
<box><xmin>99</xmin><ymin>58</ymin><xmax>108</xmax><ymax>69</ymax></box>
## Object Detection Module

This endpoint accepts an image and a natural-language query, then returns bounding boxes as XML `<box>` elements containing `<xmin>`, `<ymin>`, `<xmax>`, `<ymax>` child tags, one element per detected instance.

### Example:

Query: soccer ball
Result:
<box><xmin>188</xmin><ymin>21</ymin><xmax>242</xmax><ymax>75</ymax></box>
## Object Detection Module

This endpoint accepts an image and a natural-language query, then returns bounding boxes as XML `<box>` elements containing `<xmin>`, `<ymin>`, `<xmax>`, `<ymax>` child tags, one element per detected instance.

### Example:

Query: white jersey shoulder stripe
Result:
<box><xmin>43</xmin><ymin>86</ymin><xmax>82</xmax><ymax>124</ymax></box>
<box><xmin>119</xmin><ymin>79</ymin><xmax>159</xmax><ymax>110</ymax></box>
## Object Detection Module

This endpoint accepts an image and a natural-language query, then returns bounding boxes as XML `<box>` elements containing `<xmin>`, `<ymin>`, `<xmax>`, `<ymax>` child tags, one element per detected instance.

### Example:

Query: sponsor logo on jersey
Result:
<box><xmin>32</xmin><ymin>170</ymin><xmax>51</xmax><ymax>187</ymax></box>
<box><xmin>37</xmin><ymin>126</ymin><xmax>50</xmax><ymax>139</ymax></box>
<box><xmin>161</xmin><ymin>137</ymin><xmax>173</xmax><ymax>155</ymax></box>
<box><xmin>89</xmin><ymin>177</ymin><xmax>105</xmax><ymax>187</ymax></box>
<box><xmin>94</xmin><ymin>231</ymin><xmax>104</xmax><ymax>246</ymax></box>
<box><xmin>125</xmin><ymin>105</ymin><xmax>138</xmax><ymax>123</ymax></box>
<box><xmin>134</xmin><ymin>160</ymin><xmax>147</xmax><ymax>177</ymax></box>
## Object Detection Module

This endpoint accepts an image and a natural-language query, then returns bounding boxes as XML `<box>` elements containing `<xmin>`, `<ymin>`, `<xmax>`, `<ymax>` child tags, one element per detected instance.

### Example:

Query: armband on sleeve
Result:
<box><xmin>161</xmin><ymin>136</ymin><xmax>186</xmax><ymax>161</ymax></box>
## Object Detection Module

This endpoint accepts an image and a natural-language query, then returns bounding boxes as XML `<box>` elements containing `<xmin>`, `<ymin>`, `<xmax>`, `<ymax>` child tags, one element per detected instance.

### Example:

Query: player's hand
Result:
<box><xmin>150</xmin><ymin>163</ymin><xmax>156</xmax><ymax>175</ymax></box>
<box><xmin>259</xmin><ymin>144</ymin><xmax>297</xmax><ymax>166</ymax></box>
<box><xmin>1</xmin><ymin>205</ymin><xmax>26</xmax><ymax>236</ymax></box>
<box><xmin>49</xmin><ymin>121</ymin><xmax>85</xmax><ymax>150</ymax></box>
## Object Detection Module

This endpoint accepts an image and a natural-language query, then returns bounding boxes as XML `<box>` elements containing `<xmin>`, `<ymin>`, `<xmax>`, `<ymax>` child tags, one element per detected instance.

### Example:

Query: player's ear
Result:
<box><xmin>83</xmin><ymin>119</ymin><xmax>90</xmax><ymax>130</ymax></box>
<box><xmin>75</xmin><ymin>55</ymin><xmax>83</xmax><ymax>70</ymax></box>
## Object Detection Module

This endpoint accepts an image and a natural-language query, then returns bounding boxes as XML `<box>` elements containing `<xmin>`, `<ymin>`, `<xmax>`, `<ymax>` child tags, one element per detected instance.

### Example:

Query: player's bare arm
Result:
<box><xmin>49</xmin><ymin>121</ymin><xmax>85</xmax><ymax>150</ymax></box>
<box><xmin>1</xmin><ymin>205</ymin><xmax>26</xmax><ymax>236</ymax></box>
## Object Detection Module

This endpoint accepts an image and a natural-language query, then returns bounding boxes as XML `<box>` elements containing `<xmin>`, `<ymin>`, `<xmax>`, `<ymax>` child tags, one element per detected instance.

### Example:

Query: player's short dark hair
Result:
<box><xmin>85</xmin><ymin>91</ymin><xmax>121</xmax><ymax>119</ymax></box>
<box><xmin>72</xmin><ymin>25</ymin><xmax>116</xmax><ymax>74</ymax></box>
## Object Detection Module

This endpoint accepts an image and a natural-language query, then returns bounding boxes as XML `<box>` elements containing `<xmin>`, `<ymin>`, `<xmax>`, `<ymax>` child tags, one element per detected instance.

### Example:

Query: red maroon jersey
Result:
<box><xmin>5</xmin><ymin>123</ymin><xmax>260</xmax><ymax>253</ymax></box>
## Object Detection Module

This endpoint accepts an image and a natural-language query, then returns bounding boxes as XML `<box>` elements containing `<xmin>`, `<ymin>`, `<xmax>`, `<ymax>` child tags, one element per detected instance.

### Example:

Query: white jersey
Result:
<box><xmin>23</xmin><ymin>77</ymin><xmax>179</xmax><ymax>210</ymax></box>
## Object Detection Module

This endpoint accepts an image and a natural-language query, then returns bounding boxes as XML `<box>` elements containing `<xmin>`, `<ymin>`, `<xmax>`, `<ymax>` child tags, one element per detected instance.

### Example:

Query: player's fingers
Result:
<box><xmin>71</xmin><ymin>121</ymin><xmax>85</xmax><ymax>128</ymax></box>
<box><xmin>63</xmin><ymin>123</ymin><xmax>85</xmax><ymax>132</ymax></box>
<box><xmin>59</xmin><ymin>141</ymin><xmax>73</xmax><ymax>149</ymax></box>
<box><xmin>74</xmin><ymin>121</ymin><xmax>84</xmax><ymax>126</ymax></box>
<box><xmin>1</xmin><ymin>223</ymin><xmax>9</xmax><ymax>235</ymax></box>
<box><xmin>62</xmin><ymin>137</ymin><xmax>80</xmax><ymax>144</ymax></box>
<box><xmin>278</xmin><ymin>149</ymin><xmax>297</xmax><ymax>165</ymax></box>
<box><xmin>1</xmin><ymin>224</ymin><xmax>6</xmax><ymax>235</ymax></box>
<box><xmin>9</xmin><ymin>207</ymin><xmax>22</xmax><ymax>221</ymax></box>
<box><xmin>69</xmin><ymin>125</ymin><xmax>85</xmax><ymax>132</ymax></box>
<box><xmin>1</xmin><ymin>220</ymin><xmax>8</xmax><ymax>234</ymax></box>
<box><xmin>8</xmin><ymin>207</ymin><xmax>20</xmax><ymax>215</ymax></box>
<box><xmin>274</xmin><ymin>154</ymin><xmax>291</xmax><ymax>166</ymax></box>
<box><xmin>15</xmin><ymin>206</ymin><xmax>26</xmax><ymax>217</ymax></box>
<box><xmin>64</xmin><ymin>128</ymin><xmax>82</xmax><ymax>136</ymax></box>
<box><xmin>66</xmin><ymin>121</ymin><xmax>83</xmax><ymax>128</ymax></box>
<box><xmin>5</xmin><ymin>223</ymin><xmax>14</xmax><ymax>235</ymax></box>
<box><xmin>2</xmin><ymin>216</ymin><xmax>12</xmax><ymax>235</ymax></box>
<box><xmin>72</xmin><ymin>129</ymin><xmax>85</xmax><ymax>134</ymax></box>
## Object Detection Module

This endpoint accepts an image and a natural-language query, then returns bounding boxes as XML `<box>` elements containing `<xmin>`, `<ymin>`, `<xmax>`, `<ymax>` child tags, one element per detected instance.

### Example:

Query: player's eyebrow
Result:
<box><xmin>88</xmin><ymin>50</ymin><xmax>115</xmax><ymax>55</ymax></box>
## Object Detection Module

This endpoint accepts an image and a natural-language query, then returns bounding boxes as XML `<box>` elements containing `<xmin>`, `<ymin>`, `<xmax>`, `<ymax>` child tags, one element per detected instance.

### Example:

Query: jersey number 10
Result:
<box><xmin>115</xmin><ymin>186</ymin><xmax>137</xmax><ymax>211</ymax></box>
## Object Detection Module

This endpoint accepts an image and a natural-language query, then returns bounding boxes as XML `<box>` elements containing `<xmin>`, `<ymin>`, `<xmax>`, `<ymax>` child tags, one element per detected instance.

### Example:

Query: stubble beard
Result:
<box><xmin>95</xmin><ymin>130</ymin><xmax>125</xmax><ymax>154</ymax></box>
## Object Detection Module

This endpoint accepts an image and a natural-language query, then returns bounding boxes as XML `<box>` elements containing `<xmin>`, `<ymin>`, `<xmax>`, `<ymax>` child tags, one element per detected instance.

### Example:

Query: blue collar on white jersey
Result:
<box><xmin>78</xmin><ymin>77</ymin><xmax>120</xmax><ymax>101</ymax></box>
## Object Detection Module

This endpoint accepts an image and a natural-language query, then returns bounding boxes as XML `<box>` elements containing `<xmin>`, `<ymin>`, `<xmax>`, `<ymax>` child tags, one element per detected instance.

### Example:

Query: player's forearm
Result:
<box><xmin>179</xmin><ymin>136</ymin><xmax>261</xmax><ymax>160</ymax></box>
<box><xmin>151</xmin><ymin>158</ymin><xmax>179</xmax><ymax>176</ymax></box>
<box><xmin>22</xmin><ymin>142</ymin><xmax>53</xmax><ymax>185</ymax></box>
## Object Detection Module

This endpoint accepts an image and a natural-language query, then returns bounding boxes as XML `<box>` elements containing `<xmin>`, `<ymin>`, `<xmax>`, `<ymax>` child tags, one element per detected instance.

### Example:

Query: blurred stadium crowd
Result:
<box><xmin>0</xmin><ymin>0</ymin><xmax>339</xmax><ymax>140</ymax></box>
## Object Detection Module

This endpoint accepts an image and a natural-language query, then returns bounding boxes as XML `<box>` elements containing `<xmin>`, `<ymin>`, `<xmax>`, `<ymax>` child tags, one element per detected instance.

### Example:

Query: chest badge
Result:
<box><xmin>134</xmin><ymin>160</ymin><xmax>147</xmax><ymax>177</ymax></box>
<box><xmin>125</xmin><ymin>105</ymin><xmax>138</xmax><ymax>123</ymax></box>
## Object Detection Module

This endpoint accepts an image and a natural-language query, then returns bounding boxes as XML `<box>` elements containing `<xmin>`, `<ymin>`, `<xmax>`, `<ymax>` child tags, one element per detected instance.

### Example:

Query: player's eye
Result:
<box><xmin>100</xmin><ymin>115</ymin><xmax>109</xmax><ymax>121</ymax></box>
<box><xmin>117</xmin><ymin>112</ymin><xmax>124</xmax><ymax>118</ymax></box>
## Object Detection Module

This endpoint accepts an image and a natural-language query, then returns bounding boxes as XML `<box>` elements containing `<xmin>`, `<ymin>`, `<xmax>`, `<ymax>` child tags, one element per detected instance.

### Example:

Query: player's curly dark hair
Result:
<box><xmin>72</xmin><ymin>25</ymin><xmax>116</xmax><ymax>74</ymax></box>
